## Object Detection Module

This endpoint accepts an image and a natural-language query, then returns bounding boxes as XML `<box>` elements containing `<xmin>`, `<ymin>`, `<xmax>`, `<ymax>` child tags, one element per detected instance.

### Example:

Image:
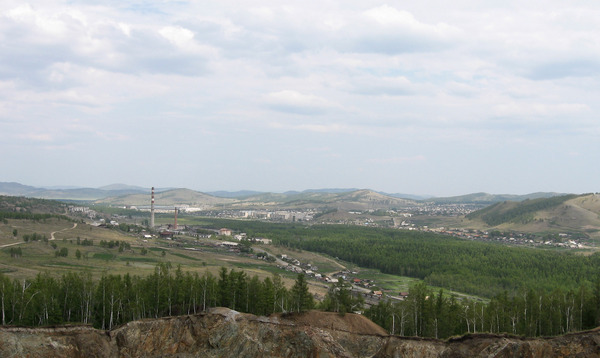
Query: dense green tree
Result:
<box><xmin>2</xmin><ymin>255</ymin><xmax>600</xmax><ymax>339</ymax></box>
<box><xmin>247</xmin><ymin>275</ymin><xmax>262</xmax><ymax>314</ymax></box>
<box><xmin>261</xmin><ymin>276</ymin><xmax>276</xmax><ymax>315</ymax></box>
<box><xmin>290</xmin><ymin>274</ymin><xmax>314</xmax><ymax>313</ymax></box>
<box><xmin>217</xmin><ymin>267</ymin><xmax>230</xmax><ymax>308</ymax></box>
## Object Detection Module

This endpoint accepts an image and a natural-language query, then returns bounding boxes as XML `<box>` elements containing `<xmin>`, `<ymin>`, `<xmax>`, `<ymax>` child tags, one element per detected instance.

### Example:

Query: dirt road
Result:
<box><xmin>0</xmin><ymin>222</ymin><xmax>78</xmax><ymax>248</ymax></box>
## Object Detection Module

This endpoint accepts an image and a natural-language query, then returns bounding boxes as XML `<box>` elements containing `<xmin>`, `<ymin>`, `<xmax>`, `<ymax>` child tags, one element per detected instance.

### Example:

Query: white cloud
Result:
<box><xmin>18</xmin><ymin>132</ymin><xmax>54</xmax><ymax>142</ymax></box>
<box><xmin>293</xmin><ymin>123</ymin><xmax>347</xmax><ymax>134</ymax></box>
<box><xmin>265</xmin><ymin>90</ymin><xmax>336</xmax><ymax>115</ymax></box>
<box><xmin>349</xmin><ymin>75</ymin><xmax>415</xmax><ymax>96</ymax></box>
<box><xmin>2</xmin><ymin>0</ymin><xmax>600</xmax><ymax>194</ymax></box>
<box><xmin>5</xmin><ymin>4</ymin><xmax>67</xmax><ymax>38</ymax></box>
<box><xmin>159</xmin><ymin>25</ymin><xmax>194</xmax><ymax>46</ymax></box>
<box><xmin>492</xmin><ymin>102</ymin><xmax>590</xmax><ymax>118</ymax></box>
<box><xmin>344</xmin><ymin>5</ymin><xmax>461</xmax><ymax>54</ymax></box>
<box><xmin>369</xmin><ymin>155</ymin><xmax>426</xmax><ymax>164</ymax></box>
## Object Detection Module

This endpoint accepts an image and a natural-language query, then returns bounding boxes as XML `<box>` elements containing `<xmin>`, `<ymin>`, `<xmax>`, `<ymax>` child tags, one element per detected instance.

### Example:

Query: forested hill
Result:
<box><xmin>0</xmin><ymin>195</ymin><xmax>68</xmax><ymax>215</ymax></box>
<box><xmin>276</xmin><ymin>225</ymin><xmax>600</xmax><ymax>297</ymax></box>
<box><xmin>466</xmin><ymin>194</ymin><xmax>579</xmax><ymax>225</ymax></box>
<box><xmin>428</xmin><ymin>192</ymin><xmax>566</xmax><ymax>204</ymax></box>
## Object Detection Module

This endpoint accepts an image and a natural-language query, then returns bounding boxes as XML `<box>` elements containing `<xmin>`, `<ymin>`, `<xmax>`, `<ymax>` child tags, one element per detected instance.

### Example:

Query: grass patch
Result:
<box><xmin>355</xmin><ymin>269</ymin><xmax>419</xmax><ymax>292</ymax></box>
<box><xmin>42</xmin><ymin>261</ymin><xmax>96</xmax><ymax>269</ymax></box>
<box><xmin>355</xmin><ymin>268</ymin><xmax>486</xmax><ymax>301</ymax></box>
<box><xmin>169</xmin><ymin>252</ymin><xmax>203</xmax><ymax>261</ymax></box>
<box><xmin>118</xmin><ymin>257</ymin><xmax>159</xmax><ymax>263</ymax></box>
<box><xmin>93</xmin><ymin>253</ymin><xmax>116</xmax><ymax>260</ymax></box>
<box><xmin>232</xmin><ymin>262</ymin><xmax>285</xmax><ymax>275</ymax></box>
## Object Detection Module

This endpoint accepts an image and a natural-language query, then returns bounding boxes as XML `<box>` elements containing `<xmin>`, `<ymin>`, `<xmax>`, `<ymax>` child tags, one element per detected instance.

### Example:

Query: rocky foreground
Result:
<box><xmin>1</xmin><ymin>307</ymin><xmax>600</xmax><ymax>357</ymax></box>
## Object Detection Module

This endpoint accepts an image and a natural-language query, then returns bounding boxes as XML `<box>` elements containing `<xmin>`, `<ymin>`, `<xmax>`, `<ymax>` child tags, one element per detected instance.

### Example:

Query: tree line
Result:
<box><xmin>3</xmin><ymin>263</ymin><xmax>597</xmax><ymax>339</ymax></box>
<box><xmin>367</xmin><ymin>280</ymin><xmax>600</xmax><ymax>339</ymax></box>
<box><xmin>0</xmin><ymin>264</ymin><xmax>316</xmax><ymax>330</ymax></box>
<box><xmin>0</xmin><ymin>211</ymin><xmax>71</xmax><ymax>222</ymax></box>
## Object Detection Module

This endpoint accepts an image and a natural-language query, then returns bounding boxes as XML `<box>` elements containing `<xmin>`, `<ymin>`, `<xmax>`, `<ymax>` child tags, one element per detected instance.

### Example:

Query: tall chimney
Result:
<box><xmin>150</xmin><ymin>187</ymin><xmax>155</xmax><ymax>228</ymax></box>
<box><xmin>174</xmin><ymin>207</ymin><xmax>178</xmax><ymax>230</ymax></box>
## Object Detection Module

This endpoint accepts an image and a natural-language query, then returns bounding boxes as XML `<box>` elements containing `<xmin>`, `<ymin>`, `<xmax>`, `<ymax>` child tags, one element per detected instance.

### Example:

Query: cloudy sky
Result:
<box><xmin>1</xmin><ymin>1</ymin><xmax>599</xmax><ymax>196</ymax></box>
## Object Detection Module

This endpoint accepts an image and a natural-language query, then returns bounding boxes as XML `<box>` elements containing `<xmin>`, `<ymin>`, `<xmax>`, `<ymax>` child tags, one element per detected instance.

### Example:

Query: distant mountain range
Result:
<box><xmin>0</xmin><ymin>182</ymin><xmax>178</xmax><ymax>201</ymax></box>
<box><xmin>2</xmin><ymin>181</ymin><xmax>596</xmax><ymax>237</ymax></box>
<box><xmin>0</xmin><ymin>182</ymin><xmax>569</xmax><ymax>206</ymax></box>
<box><xmin>0</xmin><ymin>182</ymin><xmax>149</xmax><ymax>201</ymax></box>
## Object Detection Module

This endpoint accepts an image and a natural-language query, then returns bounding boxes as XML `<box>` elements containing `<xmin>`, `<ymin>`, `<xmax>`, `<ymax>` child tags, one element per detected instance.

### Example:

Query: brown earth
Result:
<box><xmin>1</xmin><ymin>308</ymin><xmax>600</xmax><ymax>357</ymax></box>
<box><xmin>273</xmin><ymin>310</ymin><xmax>388</xmax><ymax>335</ymax></box>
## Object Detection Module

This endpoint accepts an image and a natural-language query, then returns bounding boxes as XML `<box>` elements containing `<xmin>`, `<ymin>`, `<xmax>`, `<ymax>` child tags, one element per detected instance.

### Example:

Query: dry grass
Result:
<box><xmin>0</xmin><ymin>219</ymin><xmax>332</xmax><ymax>298</ymax></box>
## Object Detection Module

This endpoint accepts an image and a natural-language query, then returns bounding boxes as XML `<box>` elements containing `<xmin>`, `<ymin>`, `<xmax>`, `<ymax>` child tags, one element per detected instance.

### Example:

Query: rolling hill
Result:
<box><xmin>232</xmin><ymin>189</ymin><xmax>416</xmax><ymax>210</ymax></box>
<box><xmin>429</xmin><ymin>192</ymin><xmax>567</xmax><ymax>204</ymax></box>
<box><xmin>93</xmin><ymin>188</ymin><xmax>418</xmax><ymax>211</ymax></box>
<box><xmin>0</xmin><ymin>195</ymin><xmax>69</xmax><ymax>215</ymax></box>
<box><xmin>95</xmin><ymin>188</ymin><xmax>235</xmax><ymax>207</ymax></box>
<box><xmin>0</xmin><ymin>182</ymin><xmax>148</xmax><ymax>200</ymax></box>
<box><xmin>465</xmin><ymin>193</ymin><xmax>600</xmax><ymax>237</ymax></box>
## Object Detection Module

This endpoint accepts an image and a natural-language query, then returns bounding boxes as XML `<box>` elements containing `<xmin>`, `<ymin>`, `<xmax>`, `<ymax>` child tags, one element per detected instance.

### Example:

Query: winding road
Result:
<box><xmin>50</xmin><ymin>222</ymin><xmax>78</xmax><ymax>240</ymax></box>
<box><xmin>0</xmin><ymin>222</ymin><xmax>78</xmax><ymax>248</ymax></box>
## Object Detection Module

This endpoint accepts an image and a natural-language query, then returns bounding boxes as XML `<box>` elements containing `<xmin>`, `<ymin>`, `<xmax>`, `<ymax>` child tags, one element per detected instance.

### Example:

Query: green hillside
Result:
<box><xmin>0</xmin><ymin>195</ymin><xmax>69</xmax><ymax>215</ymax></box>
<box><xmin>466</xmin><ymin>194</ymin><xmax>579</xmax><ymax>225</ymax></box>
<box><xmin>430</xmin><ymin>192</ymin><xmax>567</xmax><ymax>204</ymax></box>
<box><xmin>464</xmin><ymin>194</ymin><xmax>600</xmax><ymax>238</ymax></box>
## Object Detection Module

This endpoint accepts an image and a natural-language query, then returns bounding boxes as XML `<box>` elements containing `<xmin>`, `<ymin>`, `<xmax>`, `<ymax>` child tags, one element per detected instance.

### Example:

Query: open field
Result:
<box><xmin>1</xmin><ymin>216</ymin><xmax>478</xmax><ymax>301</ymax></box>
<box><xmin>0</xmin><ymin>218</ymin><xmax>335</xmax><ymax>296</ymax></box>
<box><xmin>0</xmin><ymin>218</ymin><xmax>74</xmax><ymax>245</ymax></box>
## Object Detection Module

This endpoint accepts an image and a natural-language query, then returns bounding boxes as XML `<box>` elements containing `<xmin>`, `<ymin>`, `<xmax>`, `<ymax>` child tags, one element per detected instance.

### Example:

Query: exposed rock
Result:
<box><xmin>0</xmin><ymin>325</ymin><xmax>116</xmax><ymax>358</ymax></box>
<box><xmin>1</xmin><ymin>308</ymin><xmax>600</xmax><ymax>357</ymax></box>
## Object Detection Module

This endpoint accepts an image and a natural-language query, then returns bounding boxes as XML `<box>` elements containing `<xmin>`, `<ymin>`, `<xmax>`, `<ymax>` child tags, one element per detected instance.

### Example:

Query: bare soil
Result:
<box><xmin>277</xmin><ymin>310</ymin><xmax>388</xmax><ymax>336</ymax></box>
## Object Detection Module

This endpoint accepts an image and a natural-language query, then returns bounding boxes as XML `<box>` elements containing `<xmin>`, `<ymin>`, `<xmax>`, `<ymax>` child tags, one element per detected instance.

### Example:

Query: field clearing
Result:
<box><xmin>354</xmin><ymin>268</ymin><xmax>487</xmax><ymax>302</ymax></box>
<box><xmin>1</xmin><ymin>218</ymin><xmax>465</xmax><ymax>301</ymax></box>
<box><xmin>355</xmin><ymin>268</ymin><xmax>419</xmax><ymax>292</ymax></box>
<box><xmin>0</xmin><ymin>218</ymin><xmax>75</xmax><ymax>245</ymax></box>
<box><xmin>0</xmin><ymin>219</ymin><xmax>330</xmax><ymax>298</ymax></box>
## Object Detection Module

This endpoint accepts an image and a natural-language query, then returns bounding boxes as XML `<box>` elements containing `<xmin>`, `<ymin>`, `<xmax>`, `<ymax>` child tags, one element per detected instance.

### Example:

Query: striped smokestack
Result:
<box><xmin>150</xmin><ymin>187</ymin><xmax>155</xmax><ymax>228</ymax></box>
<box><xmin>174</xmin><ymin>207</ymin><xmax>178</xmax><ymax>230</ymax></box>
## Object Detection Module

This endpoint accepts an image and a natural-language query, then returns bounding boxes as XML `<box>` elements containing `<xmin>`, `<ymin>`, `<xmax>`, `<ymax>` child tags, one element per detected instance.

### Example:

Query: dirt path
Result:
<box><xmin>0</xmin><ymin>222</ymin><xmax>78</xmax><ymax>249</ymax></box>
<box><xmin>50</xmin><ymin>222</ymin><xmax>78</xmax><ymax>240</ymax></box>
<box><xmin>324</xmin><ymin>257</ymin><xmax>347</xmax><ymax>277</ymax></box>
<box><xmin>0</xmin><ymin>241</ymin><xmax>23</xmax><ymax>249</ymax></box>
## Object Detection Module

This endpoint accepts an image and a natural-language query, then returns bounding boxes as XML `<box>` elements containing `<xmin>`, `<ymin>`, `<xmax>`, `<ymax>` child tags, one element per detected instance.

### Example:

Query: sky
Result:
<box><xmin>1</xmin><ymin>1</ymin><xmax>599</xmax><ymax>197</ymax></box>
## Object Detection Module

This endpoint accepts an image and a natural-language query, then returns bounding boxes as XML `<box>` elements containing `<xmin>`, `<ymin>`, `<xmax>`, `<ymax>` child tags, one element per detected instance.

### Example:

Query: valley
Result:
<box><xmin>2</xmin><ymin>187</ymin><xmax>600</xmax><ymax>340</ymax></box>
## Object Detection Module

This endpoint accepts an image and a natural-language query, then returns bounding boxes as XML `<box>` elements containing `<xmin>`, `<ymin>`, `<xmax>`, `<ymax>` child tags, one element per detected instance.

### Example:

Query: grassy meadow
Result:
<box><xmin>0</xmin><ymin>217</ymin><xmax>336</xmax><ymax>296</ymax></box>
<box><xmin>0</xmin><ymin>214</ymin><xmax>496</xmax><ymax>301</ymax></box>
